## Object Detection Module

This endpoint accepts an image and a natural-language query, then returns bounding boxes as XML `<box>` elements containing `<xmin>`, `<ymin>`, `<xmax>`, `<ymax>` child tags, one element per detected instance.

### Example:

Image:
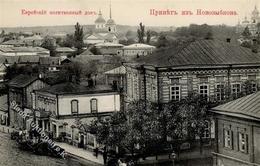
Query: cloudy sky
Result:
<box><xmin>0</xmin><ymin>0</ymin><xmax>259</xmax><ymax>27</ymax></box>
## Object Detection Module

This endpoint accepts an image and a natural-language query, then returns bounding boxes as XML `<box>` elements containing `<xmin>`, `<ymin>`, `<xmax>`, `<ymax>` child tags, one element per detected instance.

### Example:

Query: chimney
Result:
<box><xmin>226</xmin><ymin>38</ymin><xmax>231</xmax><ymax>43</ymax></box>
<box><xmin>252</xmin><ymin>39</ymin><xmax>258</xmax><ymax>53</ymax></box>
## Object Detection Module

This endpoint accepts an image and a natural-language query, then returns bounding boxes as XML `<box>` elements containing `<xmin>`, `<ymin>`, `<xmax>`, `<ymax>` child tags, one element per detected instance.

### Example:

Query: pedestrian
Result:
<box><xmin>94</xmin><ymin>147</ymin><xmax>99</xmax><ymax>158</ymax></box>
<box><xmin>103</xmin><ymin>146</ymin><xmax>107</xmax><ymax>165</ymax></box>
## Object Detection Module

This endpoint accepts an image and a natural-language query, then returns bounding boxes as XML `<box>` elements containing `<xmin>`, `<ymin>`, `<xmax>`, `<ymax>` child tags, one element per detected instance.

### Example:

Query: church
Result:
<box><xmin>236</xmin><ymin>5</ymin><xmax>260</xmax><ymax>36</ymax></box>
<box><xmin>84</xmin><ymin>3</ymin><xmax>119</xmax><ymax>45</ymax></box>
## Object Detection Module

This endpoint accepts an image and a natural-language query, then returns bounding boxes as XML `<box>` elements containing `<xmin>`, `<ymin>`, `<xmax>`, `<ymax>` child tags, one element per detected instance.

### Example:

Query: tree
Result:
<box><xmin>162</xmin><ymin>93</ymin><xmax>210</xmax><ymax>155</ymax></box>
<box><xmin>0</xmin><ymin>30</ymin><xmax>5</xmax><ymax>37</ymax></box>
<box><xmin>41</xmin><ymin>36</ymin><xmax>56</xmax><ymax>56</ymax></box>
<box><xmin>146</xmin><ymin>30</ymin><xmax>151</xmax><ymax>44</ymax></box>
<box><xmin>137</xmin><ymin>23</ymin><xmax>145</xmax><ymax>43</ymax></box>
<box><xmin>242</xmin><ymin>26</ymin><xmax>251</xmax><ymax>39</ymax></box>
<box><xmin>74</xmin><ymin>22</ymin><xmax>84</xmax><ymax>51</ymax></box>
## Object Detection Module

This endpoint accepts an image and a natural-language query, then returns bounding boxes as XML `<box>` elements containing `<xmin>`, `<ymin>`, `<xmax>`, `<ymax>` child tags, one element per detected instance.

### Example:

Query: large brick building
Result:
<box><xmin>124</xmin><ymin>39</ymin><xmax>260</xmax><ymax>104</ymax></box>
<box><xmin>210</xmin><ymin>91</ymin><xmax>260</xmax><ymax>166</ymax></box>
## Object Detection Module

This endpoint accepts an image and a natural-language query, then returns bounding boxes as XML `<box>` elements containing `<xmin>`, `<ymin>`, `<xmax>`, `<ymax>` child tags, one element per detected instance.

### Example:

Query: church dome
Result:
<box><xmin>106</xmin><ymin>18</ymin><xmax>116</xmax><ymax>25</ymax></box>
<box><xmin>95</xmin><ymin>17</ymin><xmax>106</xmax><ymax>24</ymax></box>
<box><xmin>95</xmin><ymin>10</ymin><xmax>106</xmax><ymax>24</ymax></box>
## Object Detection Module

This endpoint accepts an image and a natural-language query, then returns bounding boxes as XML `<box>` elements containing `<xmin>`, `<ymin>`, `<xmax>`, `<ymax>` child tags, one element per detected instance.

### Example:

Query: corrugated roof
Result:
<box><xmin>37</xmin><ymin>82</ymin><xmax>116</xmax><ymax>95</ymax></box>
<box><xmin>211</xmin><ymin>91</ymin><xmax>260</xmax><ymax>120</ymax></box>
<box><xmin>8</xmin><ymin>74</ymin><xmax>39</xmax><ymax>88</ymax></box>
<box><xmin>56</xmin><ymin>47</ymin><xmax>75</xmax><ymax>52</ymax></box>
<box><xmin>18</xmin><ymin>55</ymin><xmax>40</xmax><ymax>63</ymax></box>
<box><xmin>39</xmin><ymin>57</ymin><xmax>60</xmax><ymax>65</ymax></box>
<box><xmin>135</xmin><ymin>39</ymin><xmax>260</xmax><ymax>67</ymax></box>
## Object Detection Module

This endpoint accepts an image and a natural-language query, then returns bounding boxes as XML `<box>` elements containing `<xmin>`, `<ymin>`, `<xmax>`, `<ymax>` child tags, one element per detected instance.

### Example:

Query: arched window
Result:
<box><xmin>71</xmin><ymin>100</ymin><xmax>79</xmax><ymax>114</ymax></box>
<box><xmin>90</xmin><ymin>98</ymin><xmax>98</xmax><ymax>113</ymax></box>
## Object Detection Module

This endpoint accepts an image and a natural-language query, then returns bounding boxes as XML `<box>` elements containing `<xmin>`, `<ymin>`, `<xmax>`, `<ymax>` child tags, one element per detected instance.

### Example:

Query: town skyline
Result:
<box><xmin>0</xmin><ymin>0</ymin><xmax>260</xmax><ymax>28</ymax></box>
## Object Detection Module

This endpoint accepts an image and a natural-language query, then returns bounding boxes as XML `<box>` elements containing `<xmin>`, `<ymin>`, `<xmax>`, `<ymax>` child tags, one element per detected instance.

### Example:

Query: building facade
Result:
<box><xmin>211</xmin><ymin>91</ymin><xmax>260</xmax><ymax>166</ymax></box>
<box><xmin>124</xmin><ymin>40</ymin><xmax>260</xmax><ymax>104</ymax></box>
<box><xmin>33</xmin><ymin>83</ymin><xmax>120</xmax><ymax>149</ymax></box>
<box><xmin>8</xmin><ymin>74</ymin><xmax>48</xmax><ymax>128</ymax></box>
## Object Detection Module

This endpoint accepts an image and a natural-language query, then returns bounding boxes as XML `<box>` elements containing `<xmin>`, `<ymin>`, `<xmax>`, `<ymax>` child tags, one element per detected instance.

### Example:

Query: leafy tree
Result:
<box><xmin>41</xmin><ymin>36</ymin><xmax>56</xmax><ymax>56</ymax></box>
<box><xmin>74</xmin><ymin>22</ymin><xmax>84</xmax><ymax>51</ymax></box>
<box><xmin>137</xmin><ymin>23</ymin><xmax>145</xmax><ymax>43</ymax></box>
<box><xmin>242</xmin><ymin>26</ymin><xmax>251</xmax><ymax>39</ymax></box>
<box><xmin>146</xmin><ymin>30</ymin><xmax>151</xmax><ymax>44</ymax></box>
<box><xmin>0</xmin><ymin>30</ymin><xmax>5</xmax><ymax>37</ymax></box>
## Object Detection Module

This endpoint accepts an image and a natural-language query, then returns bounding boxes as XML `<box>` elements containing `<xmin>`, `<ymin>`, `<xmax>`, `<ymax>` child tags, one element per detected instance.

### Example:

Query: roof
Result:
<box><xmin>8</xmin><ymin>74</ymin><xmax>39</xmax><ymax>88</ymax></box>
<box><xmin>134</xmin><ymin>39</ymin><xmax>260</xmax><ymax>67</ymax></box>
<box><xmin>211</xmin><ymin>91</ymin><xmax>260</xmax><ymax>121</ymax></box>
<box><xmin>37</xmin><ymin>82</ymin><xmax>116</xmax><ymax>95</ymax></box>
<box><xmin>1</xmin><ymin>40</ymin><xmax>25</xmax><ymax>45</ymax></box>
<box><xmin>56</xmin><ymin>47</ymin><xmax>75</xmax><ymax>52</ymax></box>
<box><xmin>95</xmin><ymin>16</ymin><xmax>106</xmax><ymax>23</ymax></box>
<box><xmin>106</xmin><ymin>18</ymin><xmax>116</xmax><ymax>25</ymax></box>
<box><xmin>18</xmin><ymin>55</ymin><xmax>40</xmax><ymax>63</ymax></box>
<box><xmin>79</xmin><ymin>49</ymin><xmax>94</xmax><ymax>56</ymax></box>
<box><xmin>39</xmin><ymin>57</ymin><xmax>60</xmax><ymax>65</ymax></box>
<box><xmin>0</xmin><ymin>95</ymin><xmax>8</xmax><ymax>112</ymax></box>
<box><xmin>104</xmin><ymin>66</ymin><xmax>126</xmax><ymax>74</ymax></box>
<box><xmin>123</xmin><ymin>43</ymin><xmax>156</xmax><ymax>49</ymax></box>
<box><xmin>95</xmin><ymin>42</ymin><xmax>123</xmax><ymax>47</ymax></box>
<box><xmin>23</xmin><ymin>35</ymin><xmax>43</xmax><ymax>41</ymax></box>
<box><xmin>0</xmin><ymin>46</ymin><xmax>48</xmax><ymax>53</ymax></box>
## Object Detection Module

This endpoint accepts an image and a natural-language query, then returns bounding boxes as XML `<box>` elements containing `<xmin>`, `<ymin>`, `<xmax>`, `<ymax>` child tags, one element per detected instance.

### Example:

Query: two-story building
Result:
<box><xmin>124</xmin><ymin>39</ymin><xmax>260</xmax><ymax>104</ymax></box>
<box><xmin>33</xmin><ymin>82</ymin><xmax>120</xmax><ymax>149</ymax></box>
<box><xmin>210</xmin><ymin>91</ymin><xmax>260</xmax><ymax>166</ymax></box>
<box><xmin>8</xmin><ymin>74</ymin><xmax>48</xmax><ymax>128</ymax></box>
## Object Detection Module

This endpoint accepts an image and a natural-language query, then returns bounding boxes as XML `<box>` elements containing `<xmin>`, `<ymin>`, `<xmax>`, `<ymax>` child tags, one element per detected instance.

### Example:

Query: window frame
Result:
<box><xmin>224</xmin><ymin>128</ymin><xmax>232</xmax><ymax>149</ymax></box>
<box><xmin>71</xmin><ymin>99</ymin><xmax>79</xmax><ymax>114</ymax></box>
<box><xmin>231</xmin><ymin>83</ymin><xmax>241</xmax><ymax>98</ymax></box>
<box><xmin>198</xmin><ymin>84</ymin><xmax>209</xmax><ymax>99</ymax></box>
<box><xmin>90</xmin><ymin>98</ymin><xmax>98</xmax><ymax>113</ymax></box>
<box><xmin>216</xmin><ymin>84</ymin><xmax>225</xmax><ymax>101</ymax></box>
<box><xmin>238</xmin><ymin>132</ymin><xmax>248</xmax><ymax>153</ymax></box>
<box><xmin>170</xmin><ymin>85</ymin><xmax>181</xmax><ymax>101</ymax></box>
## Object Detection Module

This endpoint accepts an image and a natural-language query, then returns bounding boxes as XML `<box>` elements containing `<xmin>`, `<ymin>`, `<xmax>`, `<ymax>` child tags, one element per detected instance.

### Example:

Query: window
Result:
<box><xmin>216</xmin><ymin>84</ymin><xmax>225</xmax><ymax>101</ymax></box>
<box><xmin>90</xmin><ymin>98</ymin><xmax>98</xmax><ymax>113</ymax></box>
<box><xmin>238</xmin><ymin>132</ymin><xmax>248</xmax><ymax>153</ymax></box>
<box><xmin>203</xmin><ymin>121</ymin><xmax>210</xmax><ymax>138</ymax></box>
<box><xmin>232</xmin><ymin>83</ymin><xmax>241</xmax><ymax>98</ymax></box>
<box><xmin>199</xmin><ymin>84</ymin><xmax>209</xmax><ymax>99</ymax></box>
<box><xmin>71</xmin><ymin>100</ymin><xmax>79</xmax><ymax>114</ymax></box>
<box><xmin>224</xmin><ymin>129</ymin><xmax>232</xmax><ymax>148</ymax></box>
<box><xmin>170</xmin><ymin>85</ymin><xmax>181</xmax><ymax>101</ymax></box>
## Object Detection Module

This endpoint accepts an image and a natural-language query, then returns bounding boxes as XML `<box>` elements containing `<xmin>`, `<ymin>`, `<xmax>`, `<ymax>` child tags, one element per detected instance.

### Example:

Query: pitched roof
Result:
<box><xmin>104</xmin><ymin>66</ymin><xmax>126</xmax><ymax>74</ymax></box>
<box><xmin>211</xmin><ymin>91</ymin><xmax>260</xmax><ymax>121</ymax></box>
<box><xmin>37</xmin><ymin>82</ymin><xmax>116</xmax><ymax>95</ymax></box>
<box><xmin>56</xmin><ymin>47</ymin><xmax>75</xmax><ymax>52</ymax></box>
<box><xmin>39</xmin><ymin>57</ymin><xmax>60</xmax><ymax>65</ymax></box>
<box><xmin>8</xmin><ymin>74</ymin><xmax>39</xmax><ymax>88</ymax></box>
<box><xmin>135</xmin><ymin>39</ymin><xmax>260</xmax><ymax>67</ymax></box>
<box><xmin>123</xmin><ymin>43</ymin><xmax>156</xmax><ymax>49</ymax></box>
<box><xmin>18</xmin><ymin>55</ymin><xmax>40</xmax><ymax>63</ymax></box>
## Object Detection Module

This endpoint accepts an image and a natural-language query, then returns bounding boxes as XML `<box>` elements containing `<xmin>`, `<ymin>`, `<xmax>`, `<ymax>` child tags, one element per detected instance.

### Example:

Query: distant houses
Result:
<box><xmin>0</xmin><ymin>47</ymin><xmax>50</xmax><ymax>56</ymax></box>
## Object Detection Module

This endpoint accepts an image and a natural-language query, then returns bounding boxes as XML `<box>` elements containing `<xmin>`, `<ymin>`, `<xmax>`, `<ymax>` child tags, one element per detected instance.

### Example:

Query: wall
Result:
<box><xmin>58</xmin><ymin>93</ymin><xmax>120</xmax><ymax>116</ymax></box>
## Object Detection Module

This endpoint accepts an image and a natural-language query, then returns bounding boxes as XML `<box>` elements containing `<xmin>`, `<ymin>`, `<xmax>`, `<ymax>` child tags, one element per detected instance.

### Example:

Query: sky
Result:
<box><xmin>0</xmin><ymin>0</ymin><xmax>260</xmax><ymax>27</ymax></box>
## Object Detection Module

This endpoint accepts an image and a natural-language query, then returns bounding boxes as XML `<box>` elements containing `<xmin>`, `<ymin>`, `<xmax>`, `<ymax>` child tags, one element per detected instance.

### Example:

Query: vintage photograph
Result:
<box><xmin>0</xmin><ymin>0</ymin><xmax>260</xmax><ymax>165</ymax></box>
